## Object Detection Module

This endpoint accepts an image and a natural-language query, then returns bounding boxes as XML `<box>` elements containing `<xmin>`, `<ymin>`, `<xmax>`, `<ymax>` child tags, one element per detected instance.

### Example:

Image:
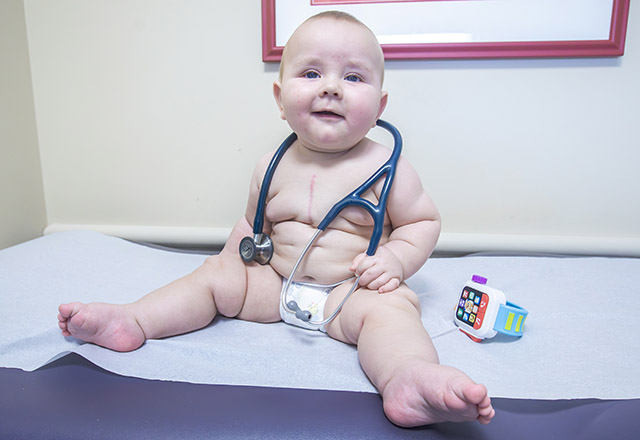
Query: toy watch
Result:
<box><xmin>453</xmin><ymin>275</ymin><xmax>528</xmax><ymax>342</ymax></box>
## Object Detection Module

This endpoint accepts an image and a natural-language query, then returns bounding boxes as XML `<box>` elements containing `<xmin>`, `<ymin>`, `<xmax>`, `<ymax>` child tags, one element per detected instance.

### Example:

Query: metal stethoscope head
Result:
<box><xmin>239</xmin><ymin>233</ymin><xmax>273</xmax><ymax>265</ymax></box>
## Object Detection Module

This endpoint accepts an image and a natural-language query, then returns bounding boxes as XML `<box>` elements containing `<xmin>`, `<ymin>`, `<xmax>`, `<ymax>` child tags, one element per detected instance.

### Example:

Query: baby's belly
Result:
<box><xmin>269</xmin><ymin>221</ymin><xmax>376</xmax><ymax>284</ymax></box>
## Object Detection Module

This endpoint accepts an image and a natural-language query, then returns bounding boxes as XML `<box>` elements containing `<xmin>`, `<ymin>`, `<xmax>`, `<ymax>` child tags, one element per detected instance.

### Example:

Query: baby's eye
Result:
<box><xmin>303</xmin><ymin>71</ymin><xmax>320</xmax><ymax>79</ymax></box>
<box><xmin>345</xmin><ymin>74</ymin><xmax>363</xmax><ymax>82</ymax></box>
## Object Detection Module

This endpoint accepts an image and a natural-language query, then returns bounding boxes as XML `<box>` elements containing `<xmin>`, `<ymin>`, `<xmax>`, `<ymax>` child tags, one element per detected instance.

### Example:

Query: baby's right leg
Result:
<box><xmin>58</xmin><ymin>246</ymin><xmax>282</xmax><ymax>352</ymax></box>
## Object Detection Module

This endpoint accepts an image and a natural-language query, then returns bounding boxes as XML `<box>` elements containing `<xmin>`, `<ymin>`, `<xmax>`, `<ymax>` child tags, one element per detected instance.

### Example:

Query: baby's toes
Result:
<box><xmin>462</xmin><ymin>383</ymin><xmax>489</xmax><ymax>404</ymax></box>
<box><xmin>58</xmin><ymin>320</ymin><xmax>71</xmax><ymax>336</ymax></box>
<box><xmin>477</xmin><ymin>407</ymin><xmax>495</xmax><ymax>424</ymax></box>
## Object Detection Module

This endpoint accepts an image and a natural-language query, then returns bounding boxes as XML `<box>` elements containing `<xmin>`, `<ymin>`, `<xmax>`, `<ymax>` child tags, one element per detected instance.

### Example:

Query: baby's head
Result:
<box><xmin>274</xmin><ymin>11</ymin><xmax>388</xmax><ymax>152</ymax></box>
<box><xmin>278</xmin><ymin>11</ymin><xmax>385</xmax><ymax>85</ymax></box>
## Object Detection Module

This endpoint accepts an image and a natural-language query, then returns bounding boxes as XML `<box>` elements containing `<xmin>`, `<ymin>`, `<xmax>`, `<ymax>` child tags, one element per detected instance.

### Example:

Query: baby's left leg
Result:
<box><xmin>324</xmin><ymin>284</ymin><xmax>495</xmax><ymax>427</ymax></box>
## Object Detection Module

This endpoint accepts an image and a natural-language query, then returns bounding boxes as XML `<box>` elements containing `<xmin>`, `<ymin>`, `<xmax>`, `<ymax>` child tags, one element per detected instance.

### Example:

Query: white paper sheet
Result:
<box><xmin>1</xmin><ymin>231</ymin><xmax>638</xmax><ymax>399</ymax></box>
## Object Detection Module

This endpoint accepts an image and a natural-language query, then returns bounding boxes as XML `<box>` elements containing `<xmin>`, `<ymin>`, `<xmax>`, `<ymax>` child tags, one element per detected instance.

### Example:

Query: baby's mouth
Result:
<box><xmin>313</xmin><ymin>110</ymin><xmax>343</xmax><ymax>119</ymax></box>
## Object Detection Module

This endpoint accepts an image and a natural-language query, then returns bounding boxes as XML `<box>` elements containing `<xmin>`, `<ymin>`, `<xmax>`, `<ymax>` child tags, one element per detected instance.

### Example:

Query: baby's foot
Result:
<box><xmin>58</xmin><ymin>302</ymin><xmax>146</xmax><ymax>352</ymax></box>
<box><xmin>381</xmin><ymin>360</ymin><xmax>495</xmax><ymax>427</ymax></box>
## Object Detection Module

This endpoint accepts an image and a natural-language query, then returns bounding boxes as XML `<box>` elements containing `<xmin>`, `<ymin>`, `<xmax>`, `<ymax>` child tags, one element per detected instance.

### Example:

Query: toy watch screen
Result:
<box><xmin>455</xmin><ymin>287</ymin><xmax>489</xmax><ymax>330</ymax></box>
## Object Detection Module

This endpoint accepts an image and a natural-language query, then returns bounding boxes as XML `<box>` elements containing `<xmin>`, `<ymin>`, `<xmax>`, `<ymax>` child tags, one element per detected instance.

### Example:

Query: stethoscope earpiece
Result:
<box><xmin>287</xmin><ymin>300</ymin><xmax>312</xmax><ymax>322</ymax></box>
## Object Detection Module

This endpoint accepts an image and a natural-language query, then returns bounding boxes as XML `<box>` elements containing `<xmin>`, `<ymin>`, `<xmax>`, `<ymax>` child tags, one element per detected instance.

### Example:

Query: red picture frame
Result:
<box><xmin>261</xmin><ymin>0</ymin><xmax>630</xmax><ymax>61</ymax></box>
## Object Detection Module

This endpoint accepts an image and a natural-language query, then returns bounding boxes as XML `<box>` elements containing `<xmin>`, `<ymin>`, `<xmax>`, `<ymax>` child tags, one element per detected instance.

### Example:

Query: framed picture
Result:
<box><xmin>262</xmin><ymin>0</ymin><xmax>630</xmax><ymax>61</ymax></box>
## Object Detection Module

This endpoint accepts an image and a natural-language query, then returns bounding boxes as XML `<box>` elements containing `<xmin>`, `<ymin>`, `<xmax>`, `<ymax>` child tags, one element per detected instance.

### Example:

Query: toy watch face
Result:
<box><xmin>455</xmin><ymin>287</ymin><xmax>489</xmax><ymax>330</ymax></box>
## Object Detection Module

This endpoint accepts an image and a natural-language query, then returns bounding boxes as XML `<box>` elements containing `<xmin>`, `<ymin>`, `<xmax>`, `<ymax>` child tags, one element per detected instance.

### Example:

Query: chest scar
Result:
<box><xmin>307</xmin><ymin>174</ymin><xmax>316</xmax><ymax>222</ymax></box>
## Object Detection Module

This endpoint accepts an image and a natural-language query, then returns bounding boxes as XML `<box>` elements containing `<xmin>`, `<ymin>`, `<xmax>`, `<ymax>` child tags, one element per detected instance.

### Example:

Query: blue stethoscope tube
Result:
<box><xmin>240</xmin><ymin>119</ymin><xmax>403</xmax><ymax>326</ymax></box>
<box><xmin>317</xmin><ymin>119</ymin><xmax>401</xmax><ymax>256</ymax></box>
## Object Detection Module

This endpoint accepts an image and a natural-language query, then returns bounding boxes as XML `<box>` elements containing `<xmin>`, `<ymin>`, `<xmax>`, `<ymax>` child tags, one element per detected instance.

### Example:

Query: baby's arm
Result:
<box><xmin>243</xmin><ymin>151</ymin><xmax>275</xmax><ymax>232</ymax></box>
<box><xmin>351</xmin><ymin>156</ymin><xmax>441</xmax><ymax>292</ymax></box>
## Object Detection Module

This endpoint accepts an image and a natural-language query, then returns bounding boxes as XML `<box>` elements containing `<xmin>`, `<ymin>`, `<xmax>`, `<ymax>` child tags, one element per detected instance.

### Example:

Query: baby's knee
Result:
<box><xmin>199</xmin><ymin>254</ymin><xmax>247</xmax><ymax>318</ymax></box>
<box><xmin>372</xmin><ymin>286</ymin><xmax>422</xmax><ymax>317</ymax></box>
<box><xmin>328</xmin><ymin>285</ymin><xmax>421</xmax><ymax>342</ymax></box>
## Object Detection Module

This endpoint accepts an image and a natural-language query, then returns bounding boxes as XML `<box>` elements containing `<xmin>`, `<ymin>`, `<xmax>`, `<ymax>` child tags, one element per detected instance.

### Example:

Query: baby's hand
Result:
<box><xmin>350</xmin><ymin>247</ymin><xmax>404</xmax><ymax>293</ymax></box>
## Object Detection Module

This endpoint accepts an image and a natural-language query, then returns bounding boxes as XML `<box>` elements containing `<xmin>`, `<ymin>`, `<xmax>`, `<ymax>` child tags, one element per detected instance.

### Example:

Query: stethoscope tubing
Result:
<box><xmin>252</xmin><ymin>132</ymin><xmax>298</xmax><ymax>236</ymax></box>
<box><xmin>278</xmin><ymin>120</ymin><xmax>403</xmax><ymax>326</ymax></box>
<box><xmin>247</xmin><ymin>120</ymin><xmax>403</xmax><ymax>327</ymax></box>
<box><xmin>280</xmin><ymin>229</ymin><xmax>361</xmax><ymax>327</ymax></box>
<box><xmin>316</xmin><ymin>119</ymin><xmax>402</xmax><ymax>256</ymax></box>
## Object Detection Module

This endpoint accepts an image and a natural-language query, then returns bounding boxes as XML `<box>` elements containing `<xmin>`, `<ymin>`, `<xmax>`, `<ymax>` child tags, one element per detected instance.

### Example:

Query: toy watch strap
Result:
<box><xmin>493</xmin><ymin>302</ymin><xmax>528</xmax><ymax>337</ymax></box>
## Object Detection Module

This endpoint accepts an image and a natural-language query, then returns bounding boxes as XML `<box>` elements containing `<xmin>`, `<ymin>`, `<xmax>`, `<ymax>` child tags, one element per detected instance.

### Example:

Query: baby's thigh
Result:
<box><xmin>200</xmin><ymin>251</ymin><xmax>282</xmax><ymax>322</ymax></box>
<box><xmin>324</xmin><ymin>283</ymin><xmax>421</xmax><ymax>344</ymax></box>
<box><xmin>236</xmin><ymin>262</ymin><xmax>283</xmax><ymax>323</ymax></box>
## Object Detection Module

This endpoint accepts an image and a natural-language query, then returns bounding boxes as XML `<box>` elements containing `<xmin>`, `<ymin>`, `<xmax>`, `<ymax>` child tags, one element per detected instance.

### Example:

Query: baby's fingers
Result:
<box><xmin>377</xmin><ymin>277</ymin><xmax>400</xmax><ymax>293</ymax></box>
<box><xmin>359</xmin><ymin>268</ymin><xmax>397</xmax><ymax>292</ymax></box>
<box><xmin>350</xmin><ymin>253</ymin><xmax>368</xmax><ymax>273</ymax></box>
<box><xmin>355</xmin><ymin>259</ymin><xmax>383</xmax><ymax>285</ymax></box>
<box><xmin>364</xmin><ymin>273</ymin><xmax>398</xmax><ymax>293</ymax></box>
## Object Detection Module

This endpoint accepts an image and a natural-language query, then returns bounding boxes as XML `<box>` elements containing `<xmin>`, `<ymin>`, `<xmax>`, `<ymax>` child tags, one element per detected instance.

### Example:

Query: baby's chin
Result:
<box><xmin>298</xmin><ymin>129</ymin><xmax>373</xmax><ymax>153</ymax></box>
<box><xmin>298</xmin><ymin>138</ymin><xmax>361</xmax><ymax>154</ymax></box>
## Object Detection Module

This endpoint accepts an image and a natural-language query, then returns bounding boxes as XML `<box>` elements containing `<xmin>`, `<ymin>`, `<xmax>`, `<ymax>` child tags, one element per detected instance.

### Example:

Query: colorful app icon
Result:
<box><xmin>465</xmin><ymin>300</ymin><xmax>473</xmax><ymax>313</ymax></box>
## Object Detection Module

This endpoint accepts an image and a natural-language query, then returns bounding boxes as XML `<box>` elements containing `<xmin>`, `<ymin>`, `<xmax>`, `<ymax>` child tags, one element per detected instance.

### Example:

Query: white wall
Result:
<box><xmin>0</xmin><ymin>0</ymin><xmax>47</xmax><ymax>250</ymax></box>
<box><xmin>23</xmin><ymin>0</ymin><xmax>640</xmax><ymax>255</ymax></box>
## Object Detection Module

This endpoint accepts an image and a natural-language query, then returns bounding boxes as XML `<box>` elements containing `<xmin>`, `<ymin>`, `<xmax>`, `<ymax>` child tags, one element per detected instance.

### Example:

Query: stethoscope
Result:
<box><xmin>239</xmin><ymin>119</ymin><xmax>402</xmax><ymax>326</ymax></box>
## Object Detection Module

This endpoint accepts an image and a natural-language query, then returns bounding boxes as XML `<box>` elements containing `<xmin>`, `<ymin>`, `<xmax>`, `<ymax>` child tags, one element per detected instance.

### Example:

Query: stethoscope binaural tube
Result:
<box><xmin>240</xmin><ymin>120</ymin><xmax>403</xmax><ymax>326</ymax></box>
<box><xmin>239</xmin><ymin>132</ymin><xmax>297</xmax><ymax>265</ymax></box>
<box><xmin>315</xmin><ymin>119</ymin><xmax>402</xmax><ymax>256</ymax></box>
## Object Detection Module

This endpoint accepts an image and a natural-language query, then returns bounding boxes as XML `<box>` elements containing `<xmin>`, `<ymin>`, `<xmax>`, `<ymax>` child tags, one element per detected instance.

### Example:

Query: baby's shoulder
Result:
<box><xmin>360</xmin><ymin>137</ymin><xmax>390</xmax><ymax>154</ymax></box>
<box><xmin>358</xmin><ymin>138</ymin><xmax>416</xmax><ymax>173</ymax></box>
<box><xmin>349</xmin><ymin>137</ymin><xmax>396</xmax><ymax>164</ymax></box>
<box><xmin>253</xmin><ymin>148</ymin><xmax>278</xmax><ymax>173</ymax></box>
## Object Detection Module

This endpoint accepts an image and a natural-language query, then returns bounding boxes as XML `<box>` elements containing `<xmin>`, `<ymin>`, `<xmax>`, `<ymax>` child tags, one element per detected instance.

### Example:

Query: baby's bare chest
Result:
<box><xmin>264</xmin><ymin>164</ymin><xmax>381</xmax><ymax>227</ymax></box>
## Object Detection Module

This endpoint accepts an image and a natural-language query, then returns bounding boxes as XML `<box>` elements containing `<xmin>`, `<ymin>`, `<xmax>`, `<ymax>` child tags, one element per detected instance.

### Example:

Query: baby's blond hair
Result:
<box><xmin>278</xmin><ymin>11</ymin><xmax>384</xmax><ymax>83</ymax></box>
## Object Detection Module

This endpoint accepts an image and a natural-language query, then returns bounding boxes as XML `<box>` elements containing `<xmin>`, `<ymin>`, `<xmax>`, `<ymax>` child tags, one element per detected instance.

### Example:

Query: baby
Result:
<box><xmin>58</xmin><ymin>11</ymin><xmax>494</xmax><ymax>427</ymax></box>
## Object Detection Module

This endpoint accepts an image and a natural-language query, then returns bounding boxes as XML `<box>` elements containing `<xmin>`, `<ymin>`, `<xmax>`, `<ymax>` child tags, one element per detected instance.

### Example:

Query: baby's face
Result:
<box><xmin>274</xmin><ymin>18</ymin><xmax>387</xmax><ymax>153</ymax></box>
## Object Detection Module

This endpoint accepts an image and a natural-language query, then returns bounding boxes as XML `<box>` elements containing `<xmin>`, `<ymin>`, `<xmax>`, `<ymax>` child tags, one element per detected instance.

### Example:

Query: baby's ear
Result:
<box><xmin>375</xmin><ymin>90</ymin><xmax>389</xmax><ymax>124</ymax></box>
<box><xmin>273</xmin><ymin>81</ymin><xmax>287</xmax><ymax>120</ymax></box>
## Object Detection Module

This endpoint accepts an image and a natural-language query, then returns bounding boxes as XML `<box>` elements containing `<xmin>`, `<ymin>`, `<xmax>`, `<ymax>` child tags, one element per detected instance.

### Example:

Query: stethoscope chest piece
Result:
<box><xmin>239</xmin><ymin>234</ymin><xmax>273</xmax><ymax>265</ymax></box>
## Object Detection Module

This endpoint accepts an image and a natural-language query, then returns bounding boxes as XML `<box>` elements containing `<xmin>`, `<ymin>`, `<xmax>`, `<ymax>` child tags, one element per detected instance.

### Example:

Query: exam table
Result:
<box><xmin>1</xmin><ymin>354</ymin><xmax>638</xmax><ymax>439</ymax></box>
<box><xmin>1</xmin><ymin>231</ymin><xmax>639</xmax><ymax>439</ymax></box>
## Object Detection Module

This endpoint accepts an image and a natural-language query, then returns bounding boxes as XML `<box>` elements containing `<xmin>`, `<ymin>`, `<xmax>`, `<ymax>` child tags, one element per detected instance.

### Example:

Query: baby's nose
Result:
<box><xmin>320</xmin><ymin>78</ymin><xmax>342</xmax><ymax>97</ymax></box>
